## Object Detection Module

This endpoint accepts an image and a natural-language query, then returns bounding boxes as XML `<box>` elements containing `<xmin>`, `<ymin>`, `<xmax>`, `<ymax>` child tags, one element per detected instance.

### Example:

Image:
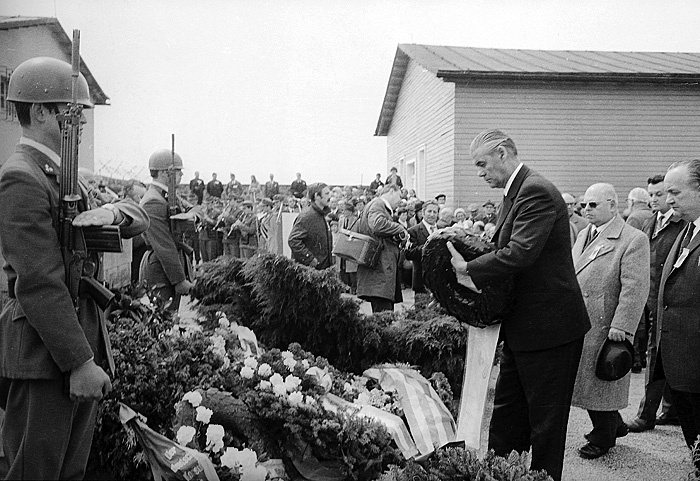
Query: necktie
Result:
<box><xmin>680</xmin><ymin>224</ymin><xmax>696</xmax><ymax>250</ymax></box>
<box><xmin>583</xmin><ymin>226</ymin><xmax>598</xmax><ymax>250</ymax></box>
<box><xmin>653</xmin><ymin>215</ymin><xmax>664</xmax><ymax>237</ymax></box>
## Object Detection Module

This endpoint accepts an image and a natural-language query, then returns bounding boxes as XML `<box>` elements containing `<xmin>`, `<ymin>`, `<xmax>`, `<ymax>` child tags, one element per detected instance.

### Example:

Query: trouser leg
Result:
<box><xmin>667</xmin><ymin>387</ymin><xmax>700</xmax><ymax>449</ymax></box>
<box><xmin>0</xmin><ymin>377</ymin><xmax>98</xmax><ymax>480</ymax></box>
<box><xmin>587</xmin><ymin>410</ymin><xmax>623</xmax><ymax>449</ymax></box>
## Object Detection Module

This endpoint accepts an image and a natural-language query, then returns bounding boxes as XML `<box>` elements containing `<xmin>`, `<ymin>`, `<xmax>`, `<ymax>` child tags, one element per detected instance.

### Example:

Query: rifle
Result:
<box><xmin>167</xmin><ymin>134</ymin><xmax>196</xmax><ymax>277</ymax></box>
<box><xmin>58</xmin><ymin>29</ymin><xmax>120</xmax><ymax>310</ymax></box>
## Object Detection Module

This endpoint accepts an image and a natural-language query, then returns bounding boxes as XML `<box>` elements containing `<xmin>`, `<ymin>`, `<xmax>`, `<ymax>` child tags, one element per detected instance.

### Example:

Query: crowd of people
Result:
<box><xmin>1</xmin><ymin>55</ymin><xmax>698</xmax><ymax>481</ymax></box>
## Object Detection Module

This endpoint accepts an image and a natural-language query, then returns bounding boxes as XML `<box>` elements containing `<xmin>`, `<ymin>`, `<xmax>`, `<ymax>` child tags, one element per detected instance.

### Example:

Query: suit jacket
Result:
<box><xmin>405</xmin><ymin>222</ymin><xmax>431</xmax><ymax>292</ymax></box>
<box><xmin>0</xmin><ymin>143</ymin><xmax>148</xmax><ymax>379</ymax></box>
<box><xmin>468</xmin><ymin>165</ymin><xmax>590</xmax><ymax>352</ymax></box>
<box><xmin>356</xmin><ymin>198</ymin><xmax>405</xmax><ymax>302</ymax></box>
<box><xmin>140</xmin><ymin>185</ymin><xmax>188</xmax><ymax>288</ymax></box>
<box><xmin>571</xmin><ymin>216</ymin><xmax>650</xmax><ymax>410</ymax></box>
<box><xmin>657</xmin><ymin>222</ymin><xmax>700</xmax><ymax>393</ymax></box>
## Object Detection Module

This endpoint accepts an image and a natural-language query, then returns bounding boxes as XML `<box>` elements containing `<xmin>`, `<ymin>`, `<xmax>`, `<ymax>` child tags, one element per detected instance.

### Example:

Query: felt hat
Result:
<box><xmin>596</xmin><ymin>338</ymin><xmax>634</xmax><ymax>381</ymax></box>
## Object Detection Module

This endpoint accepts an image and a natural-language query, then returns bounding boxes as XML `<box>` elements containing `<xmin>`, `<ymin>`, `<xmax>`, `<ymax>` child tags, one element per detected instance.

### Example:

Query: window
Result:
<box><xmin>1</xmin><ymin>67</ymin><xmax>16</xmax><ymax>121</ymax></box>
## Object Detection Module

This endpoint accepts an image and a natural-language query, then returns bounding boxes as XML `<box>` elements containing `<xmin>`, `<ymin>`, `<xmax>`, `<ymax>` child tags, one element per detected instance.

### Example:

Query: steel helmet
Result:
<box><xmin>149</xmin><ymin>149</ymin><xmax>184</xmax><ymax>171</ymax></box>
<box><xmin>8</xmin><ymin>57</ymin><xmax>93</xmax><ymax>107</ymax></box>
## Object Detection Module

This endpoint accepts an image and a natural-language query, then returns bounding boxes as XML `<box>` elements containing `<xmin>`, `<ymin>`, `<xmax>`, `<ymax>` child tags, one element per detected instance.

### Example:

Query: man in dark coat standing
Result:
<box><xmin>189</xmin><ymin>171</ymin><xmax>205</xmax><ymax>204</ymax></box>
<box><xmin>404</xmin><ymin>200</ymin><xmax>439</xmax><ymax>294</ymax></box>
<box><xmin>0</xmin><ymin>57</ymin><xmax>149</xmax><ymax>479</ymax></box>
<box><xmin>356</xmin><ymin>184</ymin><xmax>408</xmax><ymax>312</ymax></box>
<box><xmin>626</xmin><ymin>174</ymin><xmax>685</xmax><ymax>432</ymax></box>
<box><xmin>448</xmin><ymin>129</ymin><xmax>590</xmax><ymax>481</ymax></box>
<box><xmin>206</xmin><ymin>173</ymin><xmax>224</xmax><ymax>199</ymax></box>
<box><xmin>288</xmin><ymin>183</ymin><xmax>333</xmax><ymax>269</ymax></box>
<box><xmin>655</xmin><ymin>159</ymin><xmax>700</xmax><ymax>451</ymax></box>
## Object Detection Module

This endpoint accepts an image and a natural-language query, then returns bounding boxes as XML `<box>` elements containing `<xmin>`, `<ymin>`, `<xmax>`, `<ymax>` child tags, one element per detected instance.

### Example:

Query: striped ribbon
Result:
<box><xmin>363</xmin><ymin>365</ymin><xmax>456</xmax><ymax>455</ymax></box>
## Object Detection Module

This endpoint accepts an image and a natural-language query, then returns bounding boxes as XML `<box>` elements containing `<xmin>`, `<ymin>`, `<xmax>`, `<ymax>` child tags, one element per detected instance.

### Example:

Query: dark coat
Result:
<box><xmin>0</xmin><ymin>144</ymin><xmax>148</xmax><ymax>379</ymax></box>
<box><xmin>140</xmin><ymin>185</ymin><xmax>189</xmax><ymax>288</ymax></box>
<box><xmin>657</xmin><ymin>223</ymin><xmax>700</xmax><ymax>393</ymax></box>
<box><xmin>571</xmin><ymin>216</ymin><xmax>650</xmax><ymax>410</ymax></box>
<box><xmin>356</xmin><ymin>198</ymin><xmax>405</xmax><ymax>302</ymax></box>
<box><xmin>288</xmin><ymin>203</ymin><xmax>332</xmax><ymax>269</ymax></box>
<box><xmin>468</xmin><ymin>165</ymin><xmax>591</xmax><ymax>352</ymax></box>
<box><xmin>405</xmin><ymin>222</ymin><xmax>431</xmax><ymax>293</ymax></box>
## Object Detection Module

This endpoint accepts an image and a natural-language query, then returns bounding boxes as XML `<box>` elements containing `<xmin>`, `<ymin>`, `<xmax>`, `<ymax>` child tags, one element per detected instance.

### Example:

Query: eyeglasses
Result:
<box><xmin>580</xmin><ymin>200</ymin><xmax>611</xmax><ymax>209</ymax></box>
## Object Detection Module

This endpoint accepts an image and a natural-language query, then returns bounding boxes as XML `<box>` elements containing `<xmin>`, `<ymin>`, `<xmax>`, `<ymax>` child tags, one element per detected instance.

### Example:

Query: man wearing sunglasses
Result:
<box><xmin>571</xmin><ymin>183</ymin><xmax>650</xmax><ymax>460</ymax></box>
<box><xmin>448</xmin><ymin>129</ymin><xmax>590</xmax><ymax>481</ymax></box>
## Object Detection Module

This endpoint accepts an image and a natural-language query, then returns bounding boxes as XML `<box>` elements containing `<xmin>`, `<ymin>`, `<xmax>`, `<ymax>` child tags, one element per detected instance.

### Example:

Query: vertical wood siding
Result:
<box><xmin>454</xmin><ymin>79</ymin><xmax>700</xmax><ymax>207</ymax></box>
<box><xmin>386</xmin><ymin>60</ymin><xmax>455</xmax><ymax>201</ymax></box>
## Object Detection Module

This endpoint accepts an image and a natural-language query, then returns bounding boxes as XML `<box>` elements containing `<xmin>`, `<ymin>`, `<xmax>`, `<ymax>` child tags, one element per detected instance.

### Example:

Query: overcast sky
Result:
<box><xmin>3</xmin><ymin>0</ymin><xmax>700</xmax><ymax>185</ymax></box>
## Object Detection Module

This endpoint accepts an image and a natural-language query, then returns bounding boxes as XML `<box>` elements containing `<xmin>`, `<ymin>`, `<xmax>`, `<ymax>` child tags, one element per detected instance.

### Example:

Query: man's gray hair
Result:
<box><xmin>668</xmin><ymin>159</ymin><xmax>700</xmax><ymax>189</ymax></box>
<box><xmin>470</xmin><ymin>129</ymin><xmax>518</xmax><ymax>158</ymax></box>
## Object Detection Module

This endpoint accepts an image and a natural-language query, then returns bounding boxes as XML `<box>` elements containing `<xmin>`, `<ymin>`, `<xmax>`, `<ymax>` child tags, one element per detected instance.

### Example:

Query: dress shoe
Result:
<box><xmin>656</xmin><ymin>413</ymin><xmax>680</xmax><ymax>425</ymax></box>
<box><xmin>578</xmin><ymin>442</ymin><xmax>609</xmax><ymax>459</ymax></box>
<box><xmin>584</xmin><ymin>424</ymin><xmax>628</xmax><ymax>441</ymax></box>
<box><xmin>626</xmin><ymin>417</ymin><xmax>655</xmax><ymax>432</ymax></box>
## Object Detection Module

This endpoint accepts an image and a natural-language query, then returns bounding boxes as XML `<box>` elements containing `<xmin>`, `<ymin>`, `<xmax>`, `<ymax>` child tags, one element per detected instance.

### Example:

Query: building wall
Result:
<box><xmin>0</xmin><ymin>24</ymin><xmax>96</xmax><ymax>171</ymax></box>
<box><xmin>454</xmin><ymin>79</ymin><xmax>700</xmax><ymax>207</ymax></box>
<box><xmin>386</xmin><ymin>59</ymin><xmax>455</xmax><ymax>201</ymax></box>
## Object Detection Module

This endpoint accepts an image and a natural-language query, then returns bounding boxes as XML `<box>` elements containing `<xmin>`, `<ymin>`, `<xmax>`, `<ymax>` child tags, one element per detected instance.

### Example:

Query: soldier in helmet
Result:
<box><xmin>0</xmin><ymin>57</ymin><xmax>149</xmax><ymax>479</ymax></box>
<box><xmin>139</xmin><ymin>149</ymin><xmax>196</xmax><ymax>311</ymax></box>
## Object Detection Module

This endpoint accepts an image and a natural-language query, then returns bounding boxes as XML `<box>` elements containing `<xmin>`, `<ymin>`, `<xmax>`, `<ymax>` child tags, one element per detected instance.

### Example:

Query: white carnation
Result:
<box><xmin>176</xmin><ymin>425</ymin><xmax>196</xmax><ymax>446</ymax></box>
<box><xmin>244</xmin><ymin>356</ymin><xmax>258</xmax><ymax>369</ymax></box>
<box><xmin>257</xmin><ymin>363</ymin><xmax>272</xmax><ymax>377</ymax></box>
<box><xmin>240</xmin><ymin>366</ymin><xmax>255</xmax><ymax>379</ymax></box>
<box><xmin>288</xmin><ymin>391</ymin><xmax>304</xmax><ymax>406</ymax></box>
<box><xmin>182</xmin><ymin>390</ymin><xmax>202</xmax><ymax>407</ymax></box>
<box><xmin>196</xmin><ymin>406</ymin><xmax>213</xmax><ymax>424</ymax></box>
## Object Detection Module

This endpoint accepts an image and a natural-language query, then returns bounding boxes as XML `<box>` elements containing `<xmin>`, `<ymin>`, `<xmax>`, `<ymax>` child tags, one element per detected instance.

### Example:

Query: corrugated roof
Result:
<box><xmin>375</xmin><ymin>44</ymin><xmax>700</xmax><ymax>136</ymax></box>
<box><xmin>0</xmin><ymin>16</ymin><xmax>109</xmax><ymax>105</ymax></box>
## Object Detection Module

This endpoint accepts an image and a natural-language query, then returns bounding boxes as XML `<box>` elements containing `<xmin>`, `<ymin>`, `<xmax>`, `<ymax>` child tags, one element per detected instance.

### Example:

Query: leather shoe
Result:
<box><xmin>656</xmin><ymin>413</ymin><xmax>680</xmax><ymax>425</ymax></box>
<box><xmin>578</xmin><ymin>442</ymin><xmax>609</xmax><ymax>459</ymax></box>
<box><xmin>584</xmin><ymin>424</ymin><xmax>628</xmax><ymax>441</ymax></box>
<box><xmin>626</xmin><ymin>417</ymin><xmax>655</xmax><ymax>432</ymax></box>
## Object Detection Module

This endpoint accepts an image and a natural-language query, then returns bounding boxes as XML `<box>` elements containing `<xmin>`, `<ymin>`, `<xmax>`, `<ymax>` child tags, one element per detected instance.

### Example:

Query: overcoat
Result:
<box><xmin>0</xmin><ymin>144</ymin><xmax>148</xmax><ymax>379</ymax></box>
<box><xmin>656</xmin><ymin>222</ymin><xmax>700</xmax><ymax>393</ymax></box>
<box><xmin>571</xmin><ymin>216</ymin><xmax>650</xmax><ymax>410</ymax></box>
<box><xmin>404</xmin><ymin>221</ymin><xmax>430</xmax><ymax>292</ymax></box>
<box><xmin>356</xmin><ymin>197</ymin><xmax>405</xmax><ymax>302</ymax></box>
<box><xmin>288</xmin><ymin>203</ymin><xmax>332</xmax><ymax>269</ymax></box>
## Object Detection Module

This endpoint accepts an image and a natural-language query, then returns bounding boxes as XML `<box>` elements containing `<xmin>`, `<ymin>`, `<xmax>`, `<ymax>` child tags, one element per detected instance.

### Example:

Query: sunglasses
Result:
<box><xmin>580</xmin><ymin>200</ymin><xmax>611</xmax><ymax>209</ymax></box>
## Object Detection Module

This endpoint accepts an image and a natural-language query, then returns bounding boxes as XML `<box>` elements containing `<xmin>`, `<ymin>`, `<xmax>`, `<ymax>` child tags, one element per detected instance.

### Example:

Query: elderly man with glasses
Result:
<box><xmin>571</xmin><ymin>183</ymin><xmax>650</xmax><ymax>460</ymax></box>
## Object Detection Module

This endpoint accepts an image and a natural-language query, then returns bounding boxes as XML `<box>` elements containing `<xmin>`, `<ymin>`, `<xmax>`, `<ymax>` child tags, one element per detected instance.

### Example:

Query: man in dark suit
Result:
<box><xmin>0</xmin><ymin>57</ymin><xmax>149</xmax><ymax>479</ymax></box>
<box><xmin>655</xmin><ymin>159</ymin><xmax>700</xmax><ymax>451</ymax></box>
<box><xmin>448</xmin><ymin>129</ymin><xmax>590</xmax><ymax>481</ymax></box>
<box><xmin>404</xmin><ymin>200</ymin><xmax>439</xmax><ymax>294</ymax></box>
<box><xmin>626</xmin><ymin>174</ymin><xmax>685</xmax><ymax>432</ymax></box>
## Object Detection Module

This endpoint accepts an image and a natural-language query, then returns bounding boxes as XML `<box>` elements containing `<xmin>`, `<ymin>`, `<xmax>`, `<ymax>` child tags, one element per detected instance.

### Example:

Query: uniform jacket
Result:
<box><xmin>288</xmin><ymin>203</ymin><xmax>332</xmax><ymax>269</ymax></box>
<box><xmin>238</xmin><ymin>211</ymin><xmax>258</xmax><ymax>248</ymax></box>
<box><xmin>468</xmin><ymin>165</ymin><xmax>591</xmax><ymax>352</ymax></box>
<box><xmin>657</xmin><ymin>222</ymin><xmax>700</xmax><ymax>393</ymax></box>
<box><xmin>405</xmin><ymin>222</ymin><xmax>432</xmax><ymax>292</ymax></box>
<box><xmin>0</xmin><ymin>144</ymin><xmax>148</xmax><ymax>379</ymax></box>
<box><xmin>140</xmin><ymin>185</ymin><xmax>188</xmax><ymax>288</ymax></box>
<box><xmin>356</xmin><ymin>197</ymin><xmax>405</xmax><ymax>302</ymax></box>
<box><xmin>571</xmin><ymin>216</ymin><xmax>650</xmax><ymax>410</ymax></box>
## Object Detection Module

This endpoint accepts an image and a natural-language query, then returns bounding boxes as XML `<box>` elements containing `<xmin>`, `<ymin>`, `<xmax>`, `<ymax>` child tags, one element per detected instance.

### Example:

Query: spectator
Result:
<box><xmin>625</xmin><ymin>174</ymin><xmax>685</xmax><ymax>433</ymax></box>
<box><xmin>189</xmin><ymin>171</ymin><xmax>205</xmax><ymax>204</ymax></box>
<box><xmin>206</xmin><ymin>173</ymin><xmax>224</xmax><ymax>199</ymax></box>
<box><xmin>369</xmin><ymin>173</ymin><xmax>384</xmax><ymax>193</ymax></box>
<box><xmin>453</xmin><ymin>207</ymin><xmax>471</xmax><ymax>229</ymax></box>
<box><xmin>478</xmin><ymin>199</ymin><xmax>497</xmax><ymax>224</ymax></box>
<box><xmin>653</xmin><ymin>159</ymin><xmax>700</xmax><ymax>452</ymax></box>
<box><xmin>264</xmin><ymin>173</ymin><xmax>279</xmax><ymax>199</ymax></box>
<box><xmin>405</xmin><ymin>200</ymin><xmax>439</xmax><ymax>294</ymax></box>
<box><xmin>247</xmin><ymin>175</ymin><xmax>261</xmax><ymax>202</ymax></box>
<box><xmin>356</xmin><ymin>183</ymin><xmax>408</xmax><ymax>312</ymax></box>
<box><xmin>466</xmin><ymin>203</ymin><xmax>480</xmax><ymax>223</ymax></box>
<box><xmin>290</xmin><ymin>172</ymin><xmax>307</xmax><ymax>199</ymax></box>
<box><xmin>626</xmin><ymin>187</ymin><xmax>654</xmax><ymax>231</ymax></box>
<box><xmin>571</xmin><ymin>182</ymin><xmax>650</xmax><ymax>460</ymax></box>
<box><xmin>435</xmin><ymin>193</ymin><xmax>447</xmax><ymax>206</ymax></box>
<box><xmin>224</xmin><ymin>173</ymin><xmax>243</xmax><ymax>200</ymax></box>
<box><xmin>386</xmin><ymin>166</ymin><xmax>403</xmax><ymax>188</ymax></box>
<box><xmin>408</xmin><ymin>201</ymin><xmax>423</xmax><ymax>228</ymax></box>
<box><xmin>447</xmin><ymin>129</ymin><xmax>590</xmax><ymax>481</ymax></box>
<box><xmin>436</xmin><ymin>206</ymin><xmax>454</xmax><ymax>228</ymax></box>
<box><xmin>563</xmin><ymin>192</ymin><xmax>589</xmax><ymax>246</ymax></box>
<box><xmin>395</xmin><ymin>206</ymin><xmax>410</xmax><ymax>230</ymax></box>
<box><xmin>338</xmin><ymin>200</ymin><xmax>359</xmax><ymax>293</ymax></box>
<box><xmin>288</xmin><ymin>183</ymin><xmax>333</xmax><ymax>269</ymax></box>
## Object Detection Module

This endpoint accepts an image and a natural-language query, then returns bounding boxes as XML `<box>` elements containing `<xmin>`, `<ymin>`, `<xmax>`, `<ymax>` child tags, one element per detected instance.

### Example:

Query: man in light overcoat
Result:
<box><xmin>572</xmin><ymin>183</ymin><xmax>650</xmax><ymax>460</ymax></box>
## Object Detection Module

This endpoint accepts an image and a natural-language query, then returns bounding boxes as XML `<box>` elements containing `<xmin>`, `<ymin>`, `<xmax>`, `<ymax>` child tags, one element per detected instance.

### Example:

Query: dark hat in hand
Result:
<box><xmin>596</xmin><ymin>338</ymin><xmax>634</xmax><ymax>381</ymax></box>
